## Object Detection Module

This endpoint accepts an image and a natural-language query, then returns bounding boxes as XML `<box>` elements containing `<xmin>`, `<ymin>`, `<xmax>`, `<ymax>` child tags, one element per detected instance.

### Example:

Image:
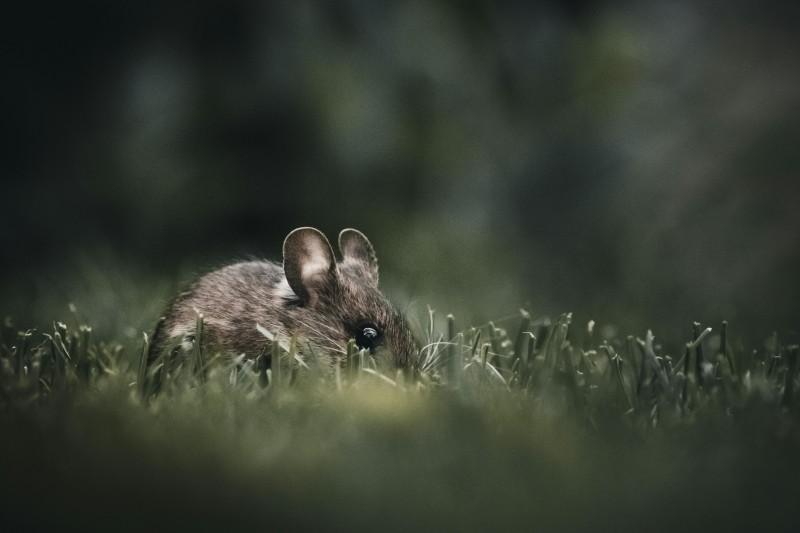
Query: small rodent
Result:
<box><xmin>148</xmin><ymin>227</ymin><xmax>418</xmax><ymax>374</ymax></box>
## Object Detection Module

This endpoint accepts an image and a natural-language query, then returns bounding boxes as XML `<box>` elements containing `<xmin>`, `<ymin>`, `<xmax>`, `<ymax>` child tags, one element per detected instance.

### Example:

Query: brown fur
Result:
<box><xmin>148</xmin><ymin>228</ymin><xmax>418</xmax><ymax>371</ymax></box>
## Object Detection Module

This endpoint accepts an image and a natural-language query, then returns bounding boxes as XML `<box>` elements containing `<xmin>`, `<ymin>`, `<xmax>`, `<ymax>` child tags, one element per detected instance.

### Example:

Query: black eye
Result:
<box><xmin>355</xmin><ymin>324</ymin><xmax>381</xmax><ymax>350</ymax></box>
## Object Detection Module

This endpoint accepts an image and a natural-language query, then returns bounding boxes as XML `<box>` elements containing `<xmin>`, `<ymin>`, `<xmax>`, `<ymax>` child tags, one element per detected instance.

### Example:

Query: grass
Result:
<box><xmin>1</xmin><ymin>307</ymin><xmax>799</xmax><ymax>532</ymax></box>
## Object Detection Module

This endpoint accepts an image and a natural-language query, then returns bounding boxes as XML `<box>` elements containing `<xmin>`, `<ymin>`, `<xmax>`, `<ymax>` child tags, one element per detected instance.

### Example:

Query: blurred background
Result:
<box><xmin>2</xmin><ymin>0</ymin><xmax>799</xmax><ymax>347</ymax></box>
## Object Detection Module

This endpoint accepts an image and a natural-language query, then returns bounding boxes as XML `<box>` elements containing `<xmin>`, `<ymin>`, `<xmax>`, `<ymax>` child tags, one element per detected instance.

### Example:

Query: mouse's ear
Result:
<box><xmin>338</xmin><ymin>228</ymin><xmax>379</xmax><ymax>286</ymax></box>
<box><xmin>283</xmin><ymin>227</ymin><xmax>337</xmax><ymax>306</ymax></box>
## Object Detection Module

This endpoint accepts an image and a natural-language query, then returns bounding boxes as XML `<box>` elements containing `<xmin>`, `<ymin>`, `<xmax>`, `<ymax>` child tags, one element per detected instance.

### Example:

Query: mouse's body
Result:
<box><xmin>148</xmin><ymin>227</ymin><xmax>418</xmax><ymax>374</ymax></box>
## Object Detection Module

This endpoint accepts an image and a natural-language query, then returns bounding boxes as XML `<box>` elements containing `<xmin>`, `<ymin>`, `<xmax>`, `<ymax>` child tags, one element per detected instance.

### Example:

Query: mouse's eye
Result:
<box><xmin>355</xmin><ymin>324</ymin><xmax>381</xmax><ymax>350</ymax></box>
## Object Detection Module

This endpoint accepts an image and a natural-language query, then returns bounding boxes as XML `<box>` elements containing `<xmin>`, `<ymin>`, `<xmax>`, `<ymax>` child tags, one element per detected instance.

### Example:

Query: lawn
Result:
<box><xmin>2</xmin><ymin>308</ymin><xmax>798</xmax><ymax>532</ymax></box>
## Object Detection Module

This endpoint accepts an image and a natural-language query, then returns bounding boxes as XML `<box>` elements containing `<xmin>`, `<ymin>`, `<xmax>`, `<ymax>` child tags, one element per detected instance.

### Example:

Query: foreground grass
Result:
<box><xmin>1</xmin><ymin>311</ymin><xmax>799</xmax><ymax>532</ymax></box>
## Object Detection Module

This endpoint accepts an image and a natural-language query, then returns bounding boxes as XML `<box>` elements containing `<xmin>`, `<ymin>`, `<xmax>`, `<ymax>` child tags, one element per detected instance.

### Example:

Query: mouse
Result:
<box><xmin>147</xmin><ymin>227</ymin><xmax>419</xmax><ymax>382</ymax></box>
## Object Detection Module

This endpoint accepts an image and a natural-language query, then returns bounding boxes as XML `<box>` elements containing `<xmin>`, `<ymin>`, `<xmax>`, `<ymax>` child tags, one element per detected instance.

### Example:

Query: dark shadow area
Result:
<box><xmin>2</xmin><ymin>0</ymin><xmax>798</xmax><ymax>342</ymax></box>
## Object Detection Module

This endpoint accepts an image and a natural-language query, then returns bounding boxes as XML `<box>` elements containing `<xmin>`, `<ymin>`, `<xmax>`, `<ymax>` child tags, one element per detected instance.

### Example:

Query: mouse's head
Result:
<box><xmin>282</xmin><ymin>227</ymin><xmax>418</xmax><ymax>370</ymax></box>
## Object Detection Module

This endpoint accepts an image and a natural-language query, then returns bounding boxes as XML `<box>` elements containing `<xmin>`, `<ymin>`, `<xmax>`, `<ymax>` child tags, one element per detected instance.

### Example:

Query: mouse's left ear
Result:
<box><xmin>338</xmin><ymin>228</ymin><xmax>379</xmax><ymax>286</ymax></box>
<box><xmin>283</xmin><ymin>227</ymin><xmax>338</xmax><ymax>306</ymax></box>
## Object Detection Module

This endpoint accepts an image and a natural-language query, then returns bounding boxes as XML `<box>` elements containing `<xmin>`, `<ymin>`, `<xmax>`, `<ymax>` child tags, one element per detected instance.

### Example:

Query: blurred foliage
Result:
<box><xmin>2</xmin><ymin>1</ymin><xmax>799</xmax><ymax>341</ymax></box>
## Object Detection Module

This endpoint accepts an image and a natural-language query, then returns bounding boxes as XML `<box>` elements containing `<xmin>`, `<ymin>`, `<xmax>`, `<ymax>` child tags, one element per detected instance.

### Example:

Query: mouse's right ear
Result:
<box><xmin>283</xmin><ymin>227</ymin><xmax>337</xmax><ymax>306</ymax></box>
<box><xmin>338</xmin><ymin>228</ymin><xmax>379</xmax><ymax>286</ymax></box>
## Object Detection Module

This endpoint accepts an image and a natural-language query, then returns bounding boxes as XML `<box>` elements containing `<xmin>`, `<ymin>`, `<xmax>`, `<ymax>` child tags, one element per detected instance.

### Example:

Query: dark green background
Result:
<box><xmin>2</xmin><ymin>1</ymin><xmax>799</xmax><ymax>344</ymax></box>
